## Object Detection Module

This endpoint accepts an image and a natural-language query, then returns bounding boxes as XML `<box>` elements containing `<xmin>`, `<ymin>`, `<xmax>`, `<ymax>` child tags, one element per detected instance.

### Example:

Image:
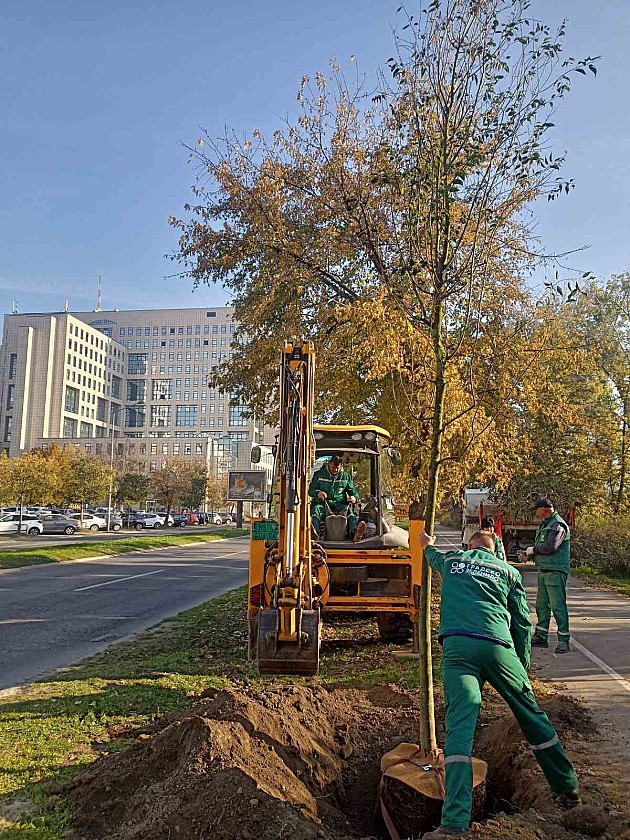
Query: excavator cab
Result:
<box><xmin>311</xmin><ymin>426</ymin><xmax>409</xmax><ymax>550</ymax></box>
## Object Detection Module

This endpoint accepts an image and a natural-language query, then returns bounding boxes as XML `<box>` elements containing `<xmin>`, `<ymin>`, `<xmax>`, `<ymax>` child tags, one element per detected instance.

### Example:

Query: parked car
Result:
<box><xmin>108</xmin><ymin>514</ymin><xmax>123</xmax><ymax>531</ymax></box>
<box><xmin>156</xmin><ymin>512</ymin><xmax>174</xmax><ymax>527</ymax></box>
<box><xmin>187</xmin><ymin>512</ymin><xmax>199</xmax><ymax>525</ymax></box>
<box><xmin>69</xmin><ymin>512</ymin><xmax>108</xmax><ymax>532</ymax></box>
<box><xmin>39</xmin><ymin>514</ymin><xmax>83</xmax><ymax>535</ymax></box>
<box><xmin>172</xmin><ymin>513</ymin><xmax>188</xmax><ymax>527</ymax></box>
<box><xmin>211</xmin><ymin>512</ymin><xmax>233</xmax><ymax>525</ymax></box>
<box><xmin>0</xmin><ymin>513</ymin><xmax>43</xmax><ymax>535</ymax></box>
<box><xmin>132</xmin><ymin>513</ymin><xmax>164</xmax><ymax>530</ymax></box>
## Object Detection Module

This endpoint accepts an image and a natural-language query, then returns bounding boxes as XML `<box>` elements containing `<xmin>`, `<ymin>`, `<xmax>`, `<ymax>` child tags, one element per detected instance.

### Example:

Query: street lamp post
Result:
<box><xmin>106</xmin><ymin>400</ymin><xmax>145</xmax><ymax>530</ymax></box>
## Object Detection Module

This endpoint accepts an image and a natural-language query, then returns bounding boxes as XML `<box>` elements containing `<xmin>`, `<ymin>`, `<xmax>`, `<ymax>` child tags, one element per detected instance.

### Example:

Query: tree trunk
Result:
<box><xmin>615</xmin><ymin>394</ymin><xmax>628</xmax><ymax>514</ymax></box>
<box><xmin>417</xmin><ymin>301</ymin><xmax>447</xmax><ymax>753</ymax></box>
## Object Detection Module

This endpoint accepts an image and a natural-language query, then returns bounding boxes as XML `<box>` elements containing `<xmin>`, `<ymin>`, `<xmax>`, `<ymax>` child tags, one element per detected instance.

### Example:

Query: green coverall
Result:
<box><xmin>532</xmin><ymin>512</ymin><xmax>571</xmax><ymax>644</ymax></box>
<box><xmin>308</xmin><ymin>462</ymin><xmax>359</xmax><ymax>538</ymax></box>
<box><xmin>425</xmin><ymin>544</ymin><xmax>578</xmax><ymax>830</ymax></box>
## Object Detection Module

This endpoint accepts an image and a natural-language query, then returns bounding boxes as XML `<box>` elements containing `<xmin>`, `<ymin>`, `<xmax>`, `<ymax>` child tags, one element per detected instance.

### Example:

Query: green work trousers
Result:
<box><xmin>311</xmin><ymin>500</ymin><xmax>358</xmax><ymax>538</ymax></box>
<box><xmin>440</xmin><ymin>635</ymin><xmax>577</xmax><ymax>829</ymax></box>
<box><xmin>535</xmin><ymin>570</ymin><xmax>570</xmax><ymax>642</ymax></box>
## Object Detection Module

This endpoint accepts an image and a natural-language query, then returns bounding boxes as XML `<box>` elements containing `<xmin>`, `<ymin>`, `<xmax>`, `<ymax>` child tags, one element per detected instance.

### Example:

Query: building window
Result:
<box><xmin>127</xmin><ymin>354</ymin><xmax>148</xmax><ymax>375</ymax></box>
<box><xmin>195</xmin><ymin>443</ymin><xmax>203</xmax><ymax>455</ymax></box>
<box><xmin>6</xmin><ymin>384</ymin><xmax>15</xmax><ymax>410</ymax></box>
<box><xmin>151</xmin><ymin>442</ymin><xmax>158</xmax><ymax>454</ymax></box>
<box><xmin>65</xmin><ymin>386</ymin><xmax>79</xmax><ymax>414</ymax></box>
<box><xmin>8</xmin><ymin>354</ymin><xmax>17</xmax><ymax>379</ymax></box>
<box><xmin>63</xmin><ymin>417</ymin><xmax>77</xmax><ymax>438</ymax></box>
<box><xmin>126</xmin><ymin>380</ymin><xmax>146</xmax><ymax>402</ymax></box>
<box><xmin>162</xmin><ymin>442</ymin><xmax>169</xmax><ymax>454</ymax></box>
<box><xmin>126</xmin><ymin>406</ymin><xmax>145</xmax><ymax>428</ymax></box>
<box><xmin>184</xmin><ymin>443</ymin><xmax>191</xmax><ymax>455</ymax></box>
<box><xmin>172</xmin><ymin>442</ymin><xmax>180</xmax><ymax>454</ymax></box>
<box><xmin>150</xmin><ymin>461</ymin><xmax>157</xmax><ymax>472</ymax></box>
<box><xmin>111</xmin><ymin>376</ymin><xmax>122</xmax><ymax>399</ymax></box>
<box><xmin>4</xmin><ymin>416</ymin><xmax>12</xmax><ymax>442</ymax></box>
<box><xmin>206</xmin><ymin>311</ymin><xmax>216</xmax><ymax>317</ymax></box>
<box><xmin>80</xmin><ymin>421</ymin><xmax>92</xmax><ymax>438</ymax></box>
<box><xmin>152</xmin><ymin>379</ymin><xmax>172</xmax><ymax>401</ymax></box>
<box><xmin>150</xmin><ymin>405</ymin><xmax>171</xmax><ymax>428</ymax></box>
<box><xmin>176</xmin><ymin>405</ymin><xmax>197</xmax><ymax>427</ymax></box>
<box><xmin>97</xmin><ymin>398</ymin><xmax>107</xmax><ymax>422</ymax></box>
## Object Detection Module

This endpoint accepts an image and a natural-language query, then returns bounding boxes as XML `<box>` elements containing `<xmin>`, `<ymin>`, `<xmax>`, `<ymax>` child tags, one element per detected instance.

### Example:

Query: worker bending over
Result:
<box><xmin>419</xmin><ymin>530</ymin><xmax>580</xmax><ymax>839</ymax></box>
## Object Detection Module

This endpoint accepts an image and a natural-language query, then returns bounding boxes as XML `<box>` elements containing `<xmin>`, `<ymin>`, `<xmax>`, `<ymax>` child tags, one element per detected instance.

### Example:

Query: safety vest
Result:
<box><xmin>535</xmin><ymin>512</ymin><xmax>570</xmax><ymax>573</ymax></box>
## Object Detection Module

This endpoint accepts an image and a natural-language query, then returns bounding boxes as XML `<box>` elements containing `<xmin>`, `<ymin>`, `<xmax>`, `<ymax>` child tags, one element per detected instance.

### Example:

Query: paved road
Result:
<box><xmin>0</xmin><ymin>537</ymin><xmax>249</xmax><ymax>691</ymax></box>
<box><xmin>0</xmin><ymin>523</ymin><xmax>239</xmax><ymax>552</ymax></box>
<box><xmin>434</xmin><ymin>525</ymin><xmax>630</xmax><ymax>759</ymax></box>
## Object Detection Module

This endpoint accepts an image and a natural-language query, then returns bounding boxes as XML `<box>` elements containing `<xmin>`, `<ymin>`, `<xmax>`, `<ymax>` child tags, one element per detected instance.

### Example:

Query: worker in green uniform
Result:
<box><xmin>308</xmin><ymin>454</ymin><xmax>363</xmax><ymax>540</ymax></box>
<box><xmin>526</xmin><ymin>497</ymin><xmax>572</xmax><ymax>654</ymax></box>
<box><xmin>419</xmin><ymin>529</ymin><xmax>580</xmax><ymax>839</ymax></box>
<box><xmin>480</xmin><ymin>516</ymin><xmax>505</xmax><ymax>561</ymax></box>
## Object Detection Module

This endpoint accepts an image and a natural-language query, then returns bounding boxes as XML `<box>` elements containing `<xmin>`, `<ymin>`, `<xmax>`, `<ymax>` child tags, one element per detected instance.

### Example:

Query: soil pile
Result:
<box><xmin>67</xmin><ymin>682</ymin><xmax>620</xmax><ymax>840</ymax></box>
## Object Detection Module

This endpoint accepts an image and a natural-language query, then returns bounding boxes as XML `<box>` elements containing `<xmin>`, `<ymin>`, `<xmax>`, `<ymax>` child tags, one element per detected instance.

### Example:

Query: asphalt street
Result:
<box><xmin>434</xmin><ymin>525</ymin><xmax>630</xmax><ymax>759</ymax></box>
<box><xmin>0</xmin><ymin>536</ymin><xmax>249</xmax><ymax>691</ymax></box>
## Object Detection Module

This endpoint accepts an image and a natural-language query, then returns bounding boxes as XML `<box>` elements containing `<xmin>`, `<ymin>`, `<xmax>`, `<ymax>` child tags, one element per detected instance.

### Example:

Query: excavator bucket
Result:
<box><xmin>257</xmin><ymin>608</ymin><xmax>321</xmax><ymax>675</ymax></box>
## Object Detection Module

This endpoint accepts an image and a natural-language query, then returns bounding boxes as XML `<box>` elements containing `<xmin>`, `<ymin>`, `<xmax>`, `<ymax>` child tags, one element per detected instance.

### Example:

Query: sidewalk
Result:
<box><xmin>520</xmin><ymin>564</ymin><xmax>630</xmax><ymax>760</ymax></box>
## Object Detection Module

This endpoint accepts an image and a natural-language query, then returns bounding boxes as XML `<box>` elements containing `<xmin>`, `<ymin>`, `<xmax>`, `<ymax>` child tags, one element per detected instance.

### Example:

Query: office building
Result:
<box><xmin>0</xmin><ymin>306</ymin><xmax>266</xmax><ymax>476</ymax></box>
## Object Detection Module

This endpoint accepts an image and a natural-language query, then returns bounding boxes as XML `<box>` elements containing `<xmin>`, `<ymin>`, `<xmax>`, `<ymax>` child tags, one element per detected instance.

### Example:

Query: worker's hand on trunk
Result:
<box><xmin>318</xmin><ymin>491</ymin><xmax>327</xmax><ymax>499</ymax></box>
<box><xmin>419</xmin><ymin>531</ymin><xmax>436</xmax><ymax>549</ymax></box>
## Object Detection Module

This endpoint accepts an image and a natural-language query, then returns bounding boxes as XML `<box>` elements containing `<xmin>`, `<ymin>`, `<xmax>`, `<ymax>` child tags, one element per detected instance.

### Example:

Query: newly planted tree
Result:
<box><xmin>172</xmin><ymin>0</ymin><xmax>597</xmax><ymax>750</ymax></box>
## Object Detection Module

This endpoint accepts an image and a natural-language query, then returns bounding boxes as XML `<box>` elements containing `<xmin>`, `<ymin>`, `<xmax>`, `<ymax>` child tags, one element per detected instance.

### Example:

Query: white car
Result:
<box><xmin>133</xmin><ymin>513</ymin><xmax>164</xmax><ymax>530</ymax></box>
<box><xmin>0</xmin><ymin>513</ymin><xmax>44</xmax><ymax>535</ymax></box>
<box><xmin>69</xmin><ymin>513</ymin><xmax>108</xmax><ymax>531</ymax></box>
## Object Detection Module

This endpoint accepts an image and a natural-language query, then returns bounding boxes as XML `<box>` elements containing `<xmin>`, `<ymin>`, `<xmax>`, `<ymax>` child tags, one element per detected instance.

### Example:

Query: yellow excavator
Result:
<box><xmin>247</xmin><ymin>339</ymin><xmax>423</xmax><ymax>676</ymax></box>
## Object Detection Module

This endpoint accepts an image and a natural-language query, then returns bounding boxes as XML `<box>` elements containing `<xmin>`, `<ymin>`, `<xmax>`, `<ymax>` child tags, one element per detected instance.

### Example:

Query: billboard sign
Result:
<box><xmin>227</xmin><ymin>470</ymin><xmax>268</xmax><ymax>502</ymax></box>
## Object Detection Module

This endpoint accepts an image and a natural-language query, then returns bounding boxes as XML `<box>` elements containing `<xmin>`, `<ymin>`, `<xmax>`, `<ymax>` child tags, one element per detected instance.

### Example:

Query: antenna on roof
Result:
<box><xmin>64</xmin><ymin>299</ymin><xmax>69</xmax><ymax>313</ymax></box>
<box><xmin>95</xmin><ymin>273</ymin><xmax>103</xmax><ymax>312</ymax></box>
<box><xmin>11</xmin><ymin>300</ymin><xmax>19</xmax><ymax>314</ymax></box>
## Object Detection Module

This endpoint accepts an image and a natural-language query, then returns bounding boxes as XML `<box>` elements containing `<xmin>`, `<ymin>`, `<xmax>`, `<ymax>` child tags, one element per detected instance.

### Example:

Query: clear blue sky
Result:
<box><xmin>1</xmin><ymin>0</ymin><xmax>627</xmax><ymax>317</ymax></box>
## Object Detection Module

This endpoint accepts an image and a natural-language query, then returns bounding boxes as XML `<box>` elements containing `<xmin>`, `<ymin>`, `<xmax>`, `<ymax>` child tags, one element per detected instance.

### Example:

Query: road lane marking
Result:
<box><xmin>74</xmin><ymin>569</ymin><xmax>165</xmax><ymax>592</ymax></box>
<box><xmin>570</xmin><ymin>637</ymin><xmax>630</xmax><ymax>694</ymax></box>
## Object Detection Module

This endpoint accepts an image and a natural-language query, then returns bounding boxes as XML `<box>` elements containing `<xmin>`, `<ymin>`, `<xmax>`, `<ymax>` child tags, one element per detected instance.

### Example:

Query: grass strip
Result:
<box><xmin>573</xmin><ymin>564</ymin><xmax>630</xmax><ymax>597</ymax></box>
<box><xmin>0</xmin><ymin>529</ymin><xmax>248</xmax><ymax>571</ymax></box>
<box><xmin>0</xmin><ymin>587</ymin><xmax>436</xmax><ymax>838</ymax></box>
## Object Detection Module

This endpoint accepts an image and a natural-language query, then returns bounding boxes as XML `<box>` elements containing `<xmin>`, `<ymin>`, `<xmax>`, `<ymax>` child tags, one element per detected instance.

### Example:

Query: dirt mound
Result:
<box><xmin>68</xmin><ymin>685</ymin><xmax>391</xmax><ymax>840</ymax></box>
<box><xmin>67</xmin><ymin>682</ymin><xmax>620</xmax><ymax>840</ymax></box>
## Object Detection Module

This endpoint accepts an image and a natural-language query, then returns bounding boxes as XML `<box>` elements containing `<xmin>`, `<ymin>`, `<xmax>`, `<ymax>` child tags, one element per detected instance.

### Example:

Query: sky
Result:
<box><xmin>1</xmin><ymin>0</ymin><xmax>628</xmax><ymax>318</ymax></box>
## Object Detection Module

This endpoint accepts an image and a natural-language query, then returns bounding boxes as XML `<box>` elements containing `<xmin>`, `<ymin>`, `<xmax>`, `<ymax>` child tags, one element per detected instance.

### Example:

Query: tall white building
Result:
<box><xmin>0</xmin><ymin>306</ymin><xmax>265</xmax><ymax>475</ymax></box>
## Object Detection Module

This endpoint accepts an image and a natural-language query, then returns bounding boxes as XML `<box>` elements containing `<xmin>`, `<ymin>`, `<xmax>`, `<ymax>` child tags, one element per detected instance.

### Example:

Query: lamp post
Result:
<box><xmin>106</xmin><ymin>400</ymin><xmax>145</xmax><ymax>530</ymax></box>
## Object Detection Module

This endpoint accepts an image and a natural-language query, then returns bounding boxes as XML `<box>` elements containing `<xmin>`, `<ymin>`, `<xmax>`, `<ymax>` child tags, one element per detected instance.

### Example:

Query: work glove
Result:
<box><xmin>525</xmin><ymin>546</ymin><xmax>535</xmax><ymax>557</ymax></box>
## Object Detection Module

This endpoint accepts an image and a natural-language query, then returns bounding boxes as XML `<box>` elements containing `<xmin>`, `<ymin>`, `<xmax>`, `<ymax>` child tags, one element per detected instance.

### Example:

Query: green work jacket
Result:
<box><xmin>534</xmin><ymin>512</ymin><xmax>570</xmax><ymax>574</ymax></box>
<box><xmin>495</xmin><ymin>535</ymin><xmax>505</xmax><ymax>562</ymax></box>
<box><xmin>308</xmin><ymin>464</ymin><xmax>358</xmax><ymax>508</ymax></box>
<box><xmin>425</xmin><ymin>545</ymin><xmax>532</xmax><ymax>669</ymax></box>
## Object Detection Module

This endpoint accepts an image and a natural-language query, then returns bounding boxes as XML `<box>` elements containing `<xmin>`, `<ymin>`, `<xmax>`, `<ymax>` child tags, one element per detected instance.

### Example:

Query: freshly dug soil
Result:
<box><xmin>67</xmin><ymin>682</ymin><xmax>620</xmax><ymax>840</ymax></box>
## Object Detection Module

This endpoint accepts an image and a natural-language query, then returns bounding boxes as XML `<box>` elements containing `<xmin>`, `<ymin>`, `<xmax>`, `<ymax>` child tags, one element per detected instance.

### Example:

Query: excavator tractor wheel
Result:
<box><xmin>377</xmin><ymin>611</ymin><xmax>414</xmax><ymax>644</ymax></box>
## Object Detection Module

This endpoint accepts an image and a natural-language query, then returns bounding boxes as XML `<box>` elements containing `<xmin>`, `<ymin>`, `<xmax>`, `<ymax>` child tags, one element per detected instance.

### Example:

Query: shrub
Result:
<box><xmin>571</xmin><ymin>514</ymin><xmax>630</xmax><ymax>579</ymax></box>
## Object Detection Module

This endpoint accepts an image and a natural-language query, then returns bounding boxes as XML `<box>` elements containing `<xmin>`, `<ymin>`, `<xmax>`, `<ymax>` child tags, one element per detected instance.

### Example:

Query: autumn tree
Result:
<box><xmin>116</xmin><ymin>471</ymin><xmax>152</xmax><ymax>509</ymax></box>
<box><xmin>152</xmin><ymin>459</ymin><xmax>205</xmax><ymax>518</ymax></box>
<box><xmin>63</xmin><ymin>449</ymin><xmax>113</xmax><ymax>515</ymax></box>
<box><xmin>171</xmin><ymin>1</ymin><xmax>597</xmax><ymax>750</ymax></box>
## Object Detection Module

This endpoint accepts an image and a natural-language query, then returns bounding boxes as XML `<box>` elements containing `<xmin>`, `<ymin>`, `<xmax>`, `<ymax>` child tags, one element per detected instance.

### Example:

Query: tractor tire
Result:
<box><xmin>377</xmin><ymin>612</ymin><xmax>414</xmax><ymax>644</ymax></box>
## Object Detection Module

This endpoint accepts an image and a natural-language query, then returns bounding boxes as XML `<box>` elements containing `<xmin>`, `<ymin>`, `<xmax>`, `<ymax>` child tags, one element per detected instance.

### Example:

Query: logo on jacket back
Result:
<box><xmin>450</xmin><ymin>560</ymin><xmax>501</xmax><ymax>580</ymax></box>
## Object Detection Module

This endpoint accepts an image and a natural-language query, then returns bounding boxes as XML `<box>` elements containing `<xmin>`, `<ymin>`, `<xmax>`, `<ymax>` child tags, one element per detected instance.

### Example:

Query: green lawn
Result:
<box><xmin>0</xmin><ymin>588</ymin><xmax>432</xmax><ymax>838</ymax></box>
<box><xmin>0</xmin><ymin>529</ymin><xmax>247</xmax><ymax>571</ymax></box>
<box><xmin>573</xmin><ymin>564</ymin><xmax>630</xmax><ymax>597</ymax></box>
